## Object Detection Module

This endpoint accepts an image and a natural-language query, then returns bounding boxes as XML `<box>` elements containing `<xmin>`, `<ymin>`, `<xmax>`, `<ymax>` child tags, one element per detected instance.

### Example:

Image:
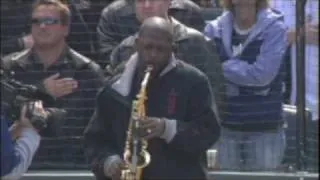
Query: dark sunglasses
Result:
<box><xmin>31</xmin><ymin>18</ymin><xmax>61</xmax><ymax>26</ymax></box>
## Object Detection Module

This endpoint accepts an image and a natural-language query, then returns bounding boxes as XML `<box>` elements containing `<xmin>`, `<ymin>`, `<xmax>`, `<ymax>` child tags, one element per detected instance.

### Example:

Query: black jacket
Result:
<box><xmin>2</xmin><ymin>47</ymin><xmax>105</xmax><ymax>166</ymax></box>
<box><xmin>110</xmin><ymin>18</ymin><xmax>225</xmax><ymax>118</ymax></box>
<box><xmin>84</xmin><ymin>55</ymin><xmax>220</xmax><ymax>180</ymax></box>
<box><xmin>97</xmin><ymin>0</ymin><xmax>205</xmax><ymax>65</ymax></box>
<box><xmin>67</xmin><ymin>0</ymin><xmax>110</xmax><ymax>61</ymax></box>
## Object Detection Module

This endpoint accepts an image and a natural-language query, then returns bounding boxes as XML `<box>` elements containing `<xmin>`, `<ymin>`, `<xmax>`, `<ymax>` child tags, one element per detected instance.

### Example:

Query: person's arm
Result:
<box><xmin>306</xmin><ymin>23</ymin><xmax>319</xmax><ymax>45</ymax></box>
<box><xmin>1</xmin><ymin>116</ymin><xmax>19</xmax><ymax>177</ymax></box>
<box><xmin>97</xmin><ymin>7</ymin><xmax>123</xmax><ymax>67</ymax></box>
<box><xmin>86</xmin><ymin>61</ymin><xmax>106</xmax><ymax>88</ymax></box>
<box><xmin>2</xmin><ymin>102</ymin><xmax>44</xmax><ymax>180</ymax></box>
<box><xmin>83</xmin><ymin>88</ymin><xmax>119</xmax><ymax>180</ymax></box>
<box><xmin>182</xmin><ymin>33</ymin><xmax>225</xmax><ymax>119</ymax></box>
<box><xmin>160</xmin><ymin>75</ymin><xmax>221</xmax><ymax>159</ymax></box>
<box><xmin>76</xmin><ymin>61</ymin><xmax>105</xmax><ymax>113</ymax></box>
<box><xmin>2</xmin><ymin>128</ymin><xmax>40</xmax><ymax>180</ymax></box>
<box><xmin>223</xmin><ymin>21</ymin><xmax>288</xmax><ymax>87</ymax></box>
<box><xmin>169</xmin><ymin>1</ymin><xmax>205</xmax><ymax>32</ymax></box>
<box><xmin>305</xmin><ymin>0</ymin><xmax>319</xmax><ymax>45</ymax></box>
<box><xmin>109</xmin><ymin>36</ymin><xmax>136</xmax><ymax>69</ymax></box>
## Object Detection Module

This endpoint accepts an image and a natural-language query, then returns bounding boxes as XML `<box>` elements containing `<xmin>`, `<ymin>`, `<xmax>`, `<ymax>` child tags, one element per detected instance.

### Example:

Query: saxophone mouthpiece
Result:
<box><xmin>146</xmin><ymin>65</ymin><xmax>153</xmax><ymax>72</ymax></box>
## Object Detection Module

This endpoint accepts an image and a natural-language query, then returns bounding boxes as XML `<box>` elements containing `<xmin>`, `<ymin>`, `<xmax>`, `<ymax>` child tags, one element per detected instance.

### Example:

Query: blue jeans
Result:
<box><xmin>216</xmin><ymin>127</ymin><xmax>286</xmax><ymax>171</ymax></box>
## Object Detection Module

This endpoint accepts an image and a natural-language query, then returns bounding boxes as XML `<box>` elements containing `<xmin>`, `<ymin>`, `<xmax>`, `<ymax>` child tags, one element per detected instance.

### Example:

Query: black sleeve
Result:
<box><xmin>109</xmin><ymin>37</ymin><xmax>136</xmax><ymax>73</ymax></box>
<box><xmin>83</xmin><ymin>90</ymin><xmax>117</xmax><ymax>180</ymax></box>
<box><xmin>97</xmin><ymin>7</ymin><xmax>121</xmax><ymax>67</ymax></box>
<box><xmin>169</xmin><ymin>7</ymin><xmax>205</xmax><ymax>32</ymax></box>
<box><xmin>180</xmin><ymin>35</ymin><xmax>226</xmax><ymax>117</ymax></box>
<box><xmin>78</xmin><ymin>61</ymin><xmax>106</xmax><ymax>121</ymax></box>
<box><xmin>188</xmin><ymin>9</ymin><xmax>205</xmax><ymax>32</ymax></box>
<box><xmin>87</xmin><ymin>61</ymin><xmax>106</xmax><ymax>87</ymax></box>
<box><xmin>167</xmin><ymin>75</ymin><xmax>221</xmax><ymax>158</ymax></box>
<box><xmin>109</xmin><ymin>42</ymin><xmax>124</xmax><ymax>69</ymax></box>
<box><xmin>203</xmin><ymin>37</ymin><xmax>226</xmax><ymax>117</ymax></box>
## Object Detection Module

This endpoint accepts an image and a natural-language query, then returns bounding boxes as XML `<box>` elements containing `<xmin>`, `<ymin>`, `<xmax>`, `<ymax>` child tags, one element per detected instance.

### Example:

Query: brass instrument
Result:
<box><xmin>121</xmin><ymin>65</ymin><xmax>153</xmax><ymax>180</ymax></box>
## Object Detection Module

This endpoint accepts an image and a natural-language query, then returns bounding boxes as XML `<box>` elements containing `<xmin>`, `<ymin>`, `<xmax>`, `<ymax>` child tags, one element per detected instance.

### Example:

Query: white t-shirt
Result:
<box><xmin>270</xmin><ymin>0</ymin><xmax>319</xmax><ymax>121</ymax></box>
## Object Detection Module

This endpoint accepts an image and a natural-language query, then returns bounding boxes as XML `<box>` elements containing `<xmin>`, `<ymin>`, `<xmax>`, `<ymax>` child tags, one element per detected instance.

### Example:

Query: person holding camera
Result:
<box><xmin>1</xmin><ymin>101</ymin><xmax>47</xmax><ymax>180</ymax></box>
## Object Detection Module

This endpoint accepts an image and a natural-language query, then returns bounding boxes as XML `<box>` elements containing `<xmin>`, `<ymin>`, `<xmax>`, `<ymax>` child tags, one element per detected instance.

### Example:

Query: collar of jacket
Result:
<box><xmin>8</xmin><ymin>47</ymin><xmax>92</xmax><ymax>70</ymax></box>
<box><xmin>111</xmin><ymin>52</ymin><xmax>178</xmax><ymax>97</ymax></box>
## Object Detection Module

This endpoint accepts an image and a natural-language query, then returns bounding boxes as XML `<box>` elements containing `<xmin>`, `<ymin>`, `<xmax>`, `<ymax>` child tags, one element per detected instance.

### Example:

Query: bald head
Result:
<box><xmin>135</xmin><ymin>17</ymin><xmax>174</xmax><ymax>74</ymax></box>
<box><xmin>138</xmin><ymin>16</ymin><xmax>173</xmax><ymax>42</ymax></box>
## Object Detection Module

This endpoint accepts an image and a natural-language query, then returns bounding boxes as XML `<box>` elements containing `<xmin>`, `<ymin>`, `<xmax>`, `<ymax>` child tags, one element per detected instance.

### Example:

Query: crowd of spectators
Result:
<box><xmin>1</xmin><ymin>0</ymin><xmax>318</xmax><ymax>173</ymax></box>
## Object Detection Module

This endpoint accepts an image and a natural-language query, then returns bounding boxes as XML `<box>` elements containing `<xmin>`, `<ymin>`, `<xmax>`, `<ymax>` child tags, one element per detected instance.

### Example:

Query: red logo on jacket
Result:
<box><xmin>167</xmin><ymin>89</ymin><xmax>177</xmax><ymax>115</ymax></box>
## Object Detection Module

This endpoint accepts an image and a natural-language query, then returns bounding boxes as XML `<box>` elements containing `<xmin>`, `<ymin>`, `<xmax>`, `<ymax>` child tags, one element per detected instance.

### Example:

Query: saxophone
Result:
<box><xmin>121</xmin><ymin>65</ymin><xmax>153</xmax><ymax>180</ymax></box>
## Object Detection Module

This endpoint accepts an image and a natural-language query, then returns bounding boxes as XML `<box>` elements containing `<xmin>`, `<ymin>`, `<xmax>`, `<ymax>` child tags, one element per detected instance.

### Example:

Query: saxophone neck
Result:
<box><xmin>141</xmin><ymin>65</ymin><xmax>153</xmax><ymax>87</ymax></box>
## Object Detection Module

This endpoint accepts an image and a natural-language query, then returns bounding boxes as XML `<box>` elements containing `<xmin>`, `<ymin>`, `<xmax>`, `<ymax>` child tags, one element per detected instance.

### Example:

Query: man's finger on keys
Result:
<box><xmin>142</xmin><ymin>130</ymin><xmax>157</xmax><ymax>140</ymax></box>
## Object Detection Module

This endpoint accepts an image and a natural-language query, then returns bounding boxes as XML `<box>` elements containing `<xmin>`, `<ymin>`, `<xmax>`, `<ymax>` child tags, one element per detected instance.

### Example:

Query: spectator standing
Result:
<box><xmin>204</xmin><ymin>0</ymin><xmax>288</xmax><ymax>171</ymax></box>
<box><xmin>2</xmin><ymin>0</ymin><xmax>104</xmax><ymax>166</ymax></box>
<box><xmin>97</xmin><ymin>0</ymin><xmax>205</xmax><ymax>67</ymax></box>
<box><xmin>271</xmin><ymin>0</ymin><xmax>319</xmax><ymax>171</ymax></box>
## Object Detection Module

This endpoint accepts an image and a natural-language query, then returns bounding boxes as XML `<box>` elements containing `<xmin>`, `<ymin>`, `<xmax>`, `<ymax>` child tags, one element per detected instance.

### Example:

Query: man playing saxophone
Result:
<box><xmin>83</xmin><ymin>16</ymin><xmax>221</xmax><ymax>180</ymax></box>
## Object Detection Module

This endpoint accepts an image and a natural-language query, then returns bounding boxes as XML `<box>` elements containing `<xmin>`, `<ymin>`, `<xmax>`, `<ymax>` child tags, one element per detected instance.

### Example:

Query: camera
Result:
<box><xmin>1</xmin><ymin>69</ymin><xmax>66</xmax><ymax>132</ymax></box>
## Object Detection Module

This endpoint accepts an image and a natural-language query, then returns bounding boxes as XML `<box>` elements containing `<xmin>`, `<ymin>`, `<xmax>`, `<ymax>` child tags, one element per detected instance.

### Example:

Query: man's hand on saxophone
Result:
<box><xmin>103</xmin><ymin>117</ymin><xmax>165</xmax><ymax>180</ymax></box>
<box><xmin>139</xmin><ymin>117</ymin><xmax>166</xmax><ymax>140</ymax></box>
<box><xmin>103</xmin><ymin>155</ymin><xmax>124</xmax><ymax>180</ymax></box>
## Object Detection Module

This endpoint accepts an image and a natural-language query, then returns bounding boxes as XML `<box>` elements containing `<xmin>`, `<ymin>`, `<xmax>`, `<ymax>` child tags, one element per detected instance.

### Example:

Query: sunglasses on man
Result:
<box><xmin>31</xmin><ymin>17</ymin><xmax>61</xmax><ymax>26</ymax></box>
